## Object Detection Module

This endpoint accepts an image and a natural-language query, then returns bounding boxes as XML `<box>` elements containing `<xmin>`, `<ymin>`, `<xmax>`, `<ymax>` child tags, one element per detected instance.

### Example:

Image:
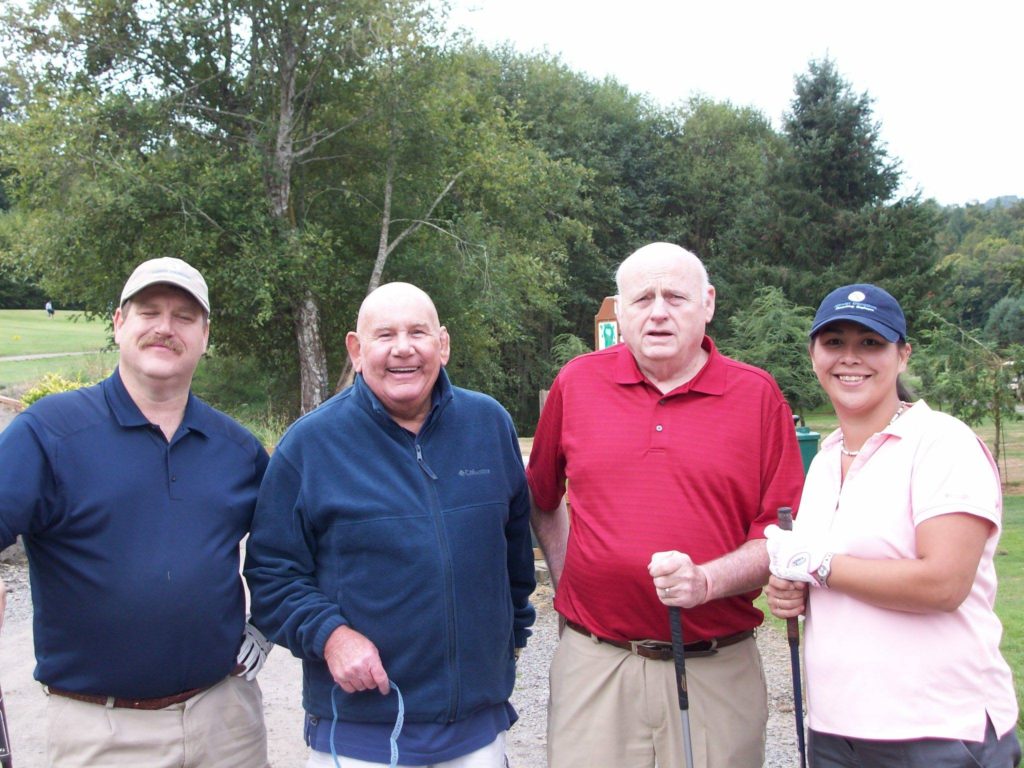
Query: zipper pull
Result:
<box><xmin>415</xmin><ymin>443</ymin><xmax>437</xmax><ymax>479</ymax></box>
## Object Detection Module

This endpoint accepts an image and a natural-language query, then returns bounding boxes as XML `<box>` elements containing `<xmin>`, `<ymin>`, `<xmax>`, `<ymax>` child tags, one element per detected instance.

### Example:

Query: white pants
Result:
<box><xmin>306</xmin><ymin>730</ymin><xmax>507</xmax><ymax>768</ymax></box>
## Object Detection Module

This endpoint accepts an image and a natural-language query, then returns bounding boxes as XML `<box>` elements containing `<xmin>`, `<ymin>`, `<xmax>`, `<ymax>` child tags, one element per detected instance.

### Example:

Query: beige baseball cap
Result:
<box><xmin>120</xmin><ymin>257</ymin><xmax>210</xmax><ymax>314</ymax></box>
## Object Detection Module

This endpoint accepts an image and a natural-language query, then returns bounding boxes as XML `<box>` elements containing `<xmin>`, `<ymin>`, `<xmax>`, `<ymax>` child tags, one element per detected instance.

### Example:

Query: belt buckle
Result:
<box><xmin>630</xmin><ymin>639</ymin><xmax>669</xmax><ymax>657</ymax></box>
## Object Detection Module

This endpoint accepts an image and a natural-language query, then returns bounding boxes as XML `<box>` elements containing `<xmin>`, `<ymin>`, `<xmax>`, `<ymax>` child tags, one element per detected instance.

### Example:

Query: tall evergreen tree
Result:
<box><xmin>783</xmin><ymin>57</ymin><xmax>899</xmax><ymax>209</ymax></box>
<box><xmin>719</xmin><ymin>58</ymin><xmax>940</xmax><ymax>329</ymax></box>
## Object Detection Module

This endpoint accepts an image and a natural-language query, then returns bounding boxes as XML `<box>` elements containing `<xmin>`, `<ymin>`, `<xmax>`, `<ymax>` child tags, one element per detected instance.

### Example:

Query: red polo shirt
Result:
<box><xmin>527</xmin><ymin>338</ymin><xmax>804</xmax><ymax>643</ymax></box>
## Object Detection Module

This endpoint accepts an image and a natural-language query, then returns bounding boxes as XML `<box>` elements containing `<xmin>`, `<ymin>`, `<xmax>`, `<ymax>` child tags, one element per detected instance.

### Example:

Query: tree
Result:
<box><xmin>660</xmin><ymin>98</ymin><xmax>782</xmax><ymax>259</ymax></box>
<box><xmin>1</xmin><ymin>0</ymin><xmax>439</xmax><ymax>412</ymax></box>
<box><xmin>782</xmin><ymin>58</ymin><xmax>899</xmax><ymax>210</ymax></box>
<box><xmin>480</xmin><ymin>48</ymin><xmax>672</xmax><ymax>340</ymax></box>
<box><xmin>985</xmin><ymin>294</ymin><xmax>1024</xmax><ymax>349</ymax></box>
<box><xmin>715</xmin><ymin>58</ymin><xmax>941</xmax><ymax>338</ymax></box>
<box><xmin>718</xmin><ymin>286</ymin><xmax>824</xmax><ymax>417</ymax></box>
<box><xmin>913</xmin><ymin>312</ymin><xmax>1020</xmax><ymax>470</ymax></box>
<box><xmin>0</xmin><ymin>3</ymin><xmax>587</xmax><ymax>424</ymax></box>
<box><xmin>933</xmin><ymin>199</ymin><xmax>1024</xmax><ymax>334</ymax></box>
<box><xmin>0</xmin><ymin>268</ymin><xmax>46</xmax><ymax>308</ymax></box>
<box><xmin>664</xmin><ymin>99</ymin><xmax>786</xmax><ymax>330</ymax></box>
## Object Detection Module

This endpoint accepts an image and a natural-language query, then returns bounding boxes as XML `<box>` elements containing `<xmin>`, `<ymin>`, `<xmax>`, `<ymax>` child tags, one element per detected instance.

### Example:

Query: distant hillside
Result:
<box><xmin>983</xmin><ymin>195</ymin><xmax>1020</xmax><ymax>209</ymax></box>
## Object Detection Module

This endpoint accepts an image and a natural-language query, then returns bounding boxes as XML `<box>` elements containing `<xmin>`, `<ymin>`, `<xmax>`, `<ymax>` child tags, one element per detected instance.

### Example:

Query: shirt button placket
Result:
<box><xmin>652</xmin><ymin>393</ymin><xmax>669</xmax><ymax>448</ymax></box>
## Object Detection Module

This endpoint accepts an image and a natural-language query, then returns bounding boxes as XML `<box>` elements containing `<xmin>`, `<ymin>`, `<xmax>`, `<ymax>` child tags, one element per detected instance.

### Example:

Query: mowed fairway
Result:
<box><xmin>0</xmin><ymin>309</ymin><xmax>115</xmax><ymax>394</ymax></box>
<box><xmin>0</xmin><ymin>309</ymin><xmax>111</xmax><ymax>356</ymax></box>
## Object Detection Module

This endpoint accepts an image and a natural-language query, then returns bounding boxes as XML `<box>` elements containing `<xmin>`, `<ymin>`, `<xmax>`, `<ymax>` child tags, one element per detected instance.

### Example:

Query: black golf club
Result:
<box><xmin>669</xmin><ymin>605</ymin><xmax>695</xmax><ymax>768</ymax></box>
<box><xmin>777</xmin><ymin>506</ymin><xmax>807</xmax><ymax>768</ymax></box>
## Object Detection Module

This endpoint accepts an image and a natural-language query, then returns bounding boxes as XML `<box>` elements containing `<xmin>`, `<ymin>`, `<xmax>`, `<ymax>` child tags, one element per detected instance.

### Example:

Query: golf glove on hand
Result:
<box><xmin>235</xmin><ymin>622</ymin><xmax>273</xmax><ymax>681</ymax></box>
<box><xmin>765</xmin><ymin>525</ymin><xmax>828</xmax><ymax>587</ymax></box>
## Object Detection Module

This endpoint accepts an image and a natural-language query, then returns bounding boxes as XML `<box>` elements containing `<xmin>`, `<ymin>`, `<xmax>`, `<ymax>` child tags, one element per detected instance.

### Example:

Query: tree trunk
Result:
<box><xmin>266</xmin><ymin>35</ymin><xmax>333</xmax><ymax>412</ymax></box>
<box><xmin>333</xmin><ymin>152</ymin><xmax>397</xmax><ymax>394</ymax></box>
<box><xmin>331</xmin><ymin>152</ymin><xmax>468</xmax><ymax>396</ymax></box>
<box><xmin>295</xmin><ymin>291</ymin><xmax>330</xmax><ymax>413</ymax></box>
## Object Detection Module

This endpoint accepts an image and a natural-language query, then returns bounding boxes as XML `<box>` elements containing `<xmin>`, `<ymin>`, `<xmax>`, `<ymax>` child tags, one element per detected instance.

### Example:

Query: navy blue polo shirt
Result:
<box><xmin>0</xmin><ymin>369</ymin><xmax>269</xmax><ymax>699</ymax></box>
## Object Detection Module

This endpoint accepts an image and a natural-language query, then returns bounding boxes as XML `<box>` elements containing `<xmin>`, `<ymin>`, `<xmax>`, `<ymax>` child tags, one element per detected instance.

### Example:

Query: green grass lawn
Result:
<box><xmin>996</xmin><ymin>496</ymin><xmax>1024</xmax><ymax>727</ymax></box>
<box><xmin>0</xmin><ymin>309</ymin><xmax>111</xmax><ymax>357</ymax></box>
<box><xmin>0</xmin><ymin>352</ymin><xmax>119</xmax><ymax>394</ymax></box>
<box><xmin>0</xmin><ymin>310</ymin><xmax>115</xmax><ymax>394</ymax></box>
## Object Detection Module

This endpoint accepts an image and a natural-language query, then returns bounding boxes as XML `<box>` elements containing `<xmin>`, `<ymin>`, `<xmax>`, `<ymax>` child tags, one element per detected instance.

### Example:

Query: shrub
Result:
<box><xmin>21</xmin><ymin>373</ymin><xmax>92</xmax><ymax>406</ymax></box>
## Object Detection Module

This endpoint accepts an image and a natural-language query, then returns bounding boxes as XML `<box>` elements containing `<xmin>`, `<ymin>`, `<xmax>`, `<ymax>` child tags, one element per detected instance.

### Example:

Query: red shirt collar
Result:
<box><xmin>613</xmin><ymin>336</ymin><xmax>726</xmax><ymax>396</ymax></box>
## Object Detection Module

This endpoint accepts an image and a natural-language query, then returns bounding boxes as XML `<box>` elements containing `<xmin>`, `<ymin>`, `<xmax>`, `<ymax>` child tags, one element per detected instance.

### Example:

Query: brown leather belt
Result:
<box><xmin>45</xmin><ymin>685</ymin><xmax>209</xmax><ymax>710</ymax></box>
<box><xmin>565</xmin><ymin>619</ymin><xmax>754</xmax><ymax>660</ymax></box>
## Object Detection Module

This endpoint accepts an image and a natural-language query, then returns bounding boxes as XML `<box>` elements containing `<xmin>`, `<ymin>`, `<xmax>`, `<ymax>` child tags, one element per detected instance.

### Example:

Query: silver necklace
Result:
<box><xmin>840</xmin><ymin>402</ymin><xmax>907</xmax><ymax>458</ymax></box>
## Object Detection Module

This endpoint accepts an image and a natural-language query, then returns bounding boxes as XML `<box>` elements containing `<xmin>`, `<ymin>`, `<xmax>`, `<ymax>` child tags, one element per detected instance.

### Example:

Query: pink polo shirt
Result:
<box><xmin>796</xmin><ymin>400</ymin><xmax>1018</xmax><ymax>740</ymax></box>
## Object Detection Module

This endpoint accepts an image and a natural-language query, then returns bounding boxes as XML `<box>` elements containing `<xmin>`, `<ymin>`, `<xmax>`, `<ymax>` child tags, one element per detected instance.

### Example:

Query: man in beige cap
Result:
<box><xmin>0</xmin><ymin>257</ymin><xmax>272</xmax><ymax>767</ymax></box>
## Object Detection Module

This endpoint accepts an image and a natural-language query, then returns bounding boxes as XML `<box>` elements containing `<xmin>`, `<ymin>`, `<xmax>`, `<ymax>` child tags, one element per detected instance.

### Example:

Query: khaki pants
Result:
<box><xmin>547</xmin><ymin>625</ymin><xmax>766</xmax><ymax>768</ymax></box>
<box><xmin>45</xmin><ymin>675</ymin><xmax>269</xmax><ymax>768</ymax></box>
<box><xmin>305</xmin><ymin>730</ymin><xmax>507</xmax><ymax>767</ymax></box>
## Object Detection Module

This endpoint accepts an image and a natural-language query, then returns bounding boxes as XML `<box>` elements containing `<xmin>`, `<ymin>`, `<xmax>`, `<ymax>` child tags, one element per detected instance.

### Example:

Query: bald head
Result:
<box><xmin>356</xmin><ymin>282</ymin><xmax>441</xmax><ymax>335</ymax></box>
<box><xmin>615</xmin><ymin>242</ymin><xmax>709</xmax><ymax>297</ymax></box>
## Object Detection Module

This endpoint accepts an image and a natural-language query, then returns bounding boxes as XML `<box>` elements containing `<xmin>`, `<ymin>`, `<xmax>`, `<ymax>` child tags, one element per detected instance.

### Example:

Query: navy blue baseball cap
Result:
<box><xmin>810</xmin><ymin>284</ymin><xmax>906</xmax><ymax>342</ymax></box>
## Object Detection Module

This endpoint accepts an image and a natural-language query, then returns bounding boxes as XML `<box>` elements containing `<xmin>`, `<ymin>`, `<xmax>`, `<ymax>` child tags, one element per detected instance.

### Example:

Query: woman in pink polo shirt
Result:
<box><xmin>764</xmin><ymin>283</ymin><xmax>1020</xmax><ymax>767</ymax></box>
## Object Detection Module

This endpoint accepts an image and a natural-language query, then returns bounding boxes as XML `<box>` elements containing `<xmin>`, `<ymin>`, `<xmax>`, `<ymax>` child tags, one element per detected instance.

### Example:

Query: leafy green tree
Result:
<box><xmin>0</xmin><ymin>3</ymin><xmax>587</xmax><ymax>425</ymax></box>
<box><xmin>660</xmin><ymin>98</ymin><xmax>782</xmax><ymax>259</ymax></box>
<box><xmin>985</xmin><ymin>294</ymin><xmax>1024</xmax><ymax>349</ymax></box>
<box><xmin>717</xmin><ymin>58</ymin><xmax>941</xmax><ymax>337</ymax></box>
<box><xmin>480</xmin><ymin>48</ymin><xmax>673</xmax><ymax>338</ymax></box>
<box><xmin>934</xmin><ymin>200</ymin><xmax>1024</xmax><ymax>333</ymax></box>
<box><xmin>1</xmin><ymin>0</ymin><xmax>439</xmax><ymax>412</ymax></box>
<box><xmin>913</xmin><ymin>312</ymin><xmax>1020</xmax><ymax>468</ymax></box>
<box><xmin>0</xmin><ymin>269</ymin><xmax>47</xmax><ymax>308</ymax></box>
<box><xmin>664</xmin><ymin>100</ymin><xmax>786</xmax><ymax>330</ymax></box>
<box><xmin>718</xmin><ymin>286</ymin><xmax>823</xmax><ymax>417</ymax></box>
<box><xmin>322</xmin><ymin>44</ymin><xmax>588</xmax><ymax>403</ymax></box>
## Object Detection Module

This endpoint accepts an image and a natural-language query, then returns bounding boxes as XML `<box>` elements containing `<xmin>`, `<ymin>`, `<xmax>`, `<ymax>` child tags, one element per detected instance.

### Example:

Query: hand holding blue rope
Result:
<box><xmin>329</xmin><ymin>681</ymin><xmax>404</xmax><ymax>768</ymax></box>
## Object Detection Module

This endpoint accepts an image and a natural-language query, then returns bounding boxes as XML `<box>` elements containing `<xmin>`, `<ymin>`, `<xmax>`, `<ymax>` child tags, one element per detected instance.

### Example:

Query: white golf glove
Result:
<box><xmin>764</xmin><ymin>525</ymin><xmax>828</xmax><ymax>587</ymax></box>
<box><xmin>235</xmin><ymin>621</ymin><xmax>273</xmax><ymax>681</ymax></box>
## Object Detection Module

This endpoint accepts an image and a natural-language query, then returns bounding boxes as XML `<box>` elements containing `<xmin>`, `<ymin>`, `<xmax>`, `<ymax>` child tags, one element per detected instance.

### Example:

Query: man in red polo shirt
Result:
<box><xmin>528</xmin><ymin>242</ymin><xmax>804</xmax><ymax>768</ymax></box>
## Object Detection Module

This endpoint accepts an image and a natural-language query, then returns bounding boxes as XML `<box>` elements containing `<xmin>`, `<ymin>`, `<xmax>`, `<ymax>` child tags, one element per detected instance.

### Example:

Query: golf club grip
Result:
<box><xmin>669</xmin><ymin>606</ymin><xmax>689</xmax><ymax>711</ymax></box>
<box><xmin>776</xmin><ymin>506</ymin><xmax>800</xmax><ymax>643</ymax></box>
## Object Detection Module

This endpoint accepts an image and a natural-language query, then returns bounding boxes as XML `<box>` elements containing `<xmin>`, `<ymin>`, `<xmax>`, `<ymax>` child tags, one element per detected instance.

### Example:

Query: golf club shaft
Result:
<box><xmin>777</xmin><ymin>506</ymin><xmax>806</xmax><ymax>768</ymax></box>
<box><xmin>669</xmin><ymin>606</ymin><xmax>695</xmax><ymax>768</ymax></box>
<box><xmin>0</xmin><ymin>682</ymin><xmax>12</xmax><ymax>768</ymax></box>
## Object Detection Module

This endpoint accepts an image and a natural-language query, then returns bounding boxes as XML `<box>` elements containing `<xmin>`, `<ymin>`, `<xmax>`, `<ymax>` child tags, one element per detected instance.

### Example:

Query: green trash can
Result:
<box><xmin>795</xmin><ymin>424</ymin><xmax>820</xmax><ymax>475</ymax></box>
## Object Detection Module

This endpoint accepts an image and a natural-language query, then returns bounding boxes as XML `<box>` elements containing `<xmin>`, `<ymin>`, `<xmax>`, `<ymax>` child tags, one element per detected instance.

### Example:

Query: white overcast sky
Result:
<box><xmin>446</xmin><ymin>0</ymin><xmax>1022</xmax><ymax>207</ymax></box>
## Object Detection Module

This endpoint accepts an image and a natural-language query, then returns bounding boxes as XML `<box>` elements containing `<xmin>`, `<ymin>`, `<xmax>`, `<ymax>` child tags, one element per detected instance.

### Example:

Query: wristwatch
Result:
<box><xmin>816</xmin><ymin>552</ymin><xmax>834</xmax><ymax>589</ymax></box>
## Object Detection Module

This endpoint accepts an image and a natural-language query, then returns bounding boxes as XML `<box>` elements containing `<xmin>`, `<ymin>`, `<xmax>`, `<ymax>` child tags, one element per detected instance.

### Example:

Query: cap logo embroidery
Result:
<box><xmin>847</xmin><ymin>290</ymin><xmax>866</xmax><ymax>302</ymax></box>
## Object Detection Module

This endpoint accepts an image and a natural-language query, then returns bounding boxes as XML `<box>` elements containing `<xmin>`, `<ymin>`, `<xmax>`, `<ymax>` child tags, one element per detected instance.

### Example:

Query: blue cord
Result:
<box><xmin>329</xmin><ymin>681</ymin><xmax>404</xmax><ymax>768</ymax></box>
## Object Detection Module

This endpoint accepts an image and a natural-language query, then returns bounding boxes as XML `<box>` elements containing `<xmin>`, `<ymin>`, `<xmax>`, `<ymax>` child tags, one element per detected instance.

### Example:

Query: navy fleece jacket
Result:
<box><xmin>244</xmin><ymin>370</ymin><xmax>535</xmax><ymax>723</ymax></box>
